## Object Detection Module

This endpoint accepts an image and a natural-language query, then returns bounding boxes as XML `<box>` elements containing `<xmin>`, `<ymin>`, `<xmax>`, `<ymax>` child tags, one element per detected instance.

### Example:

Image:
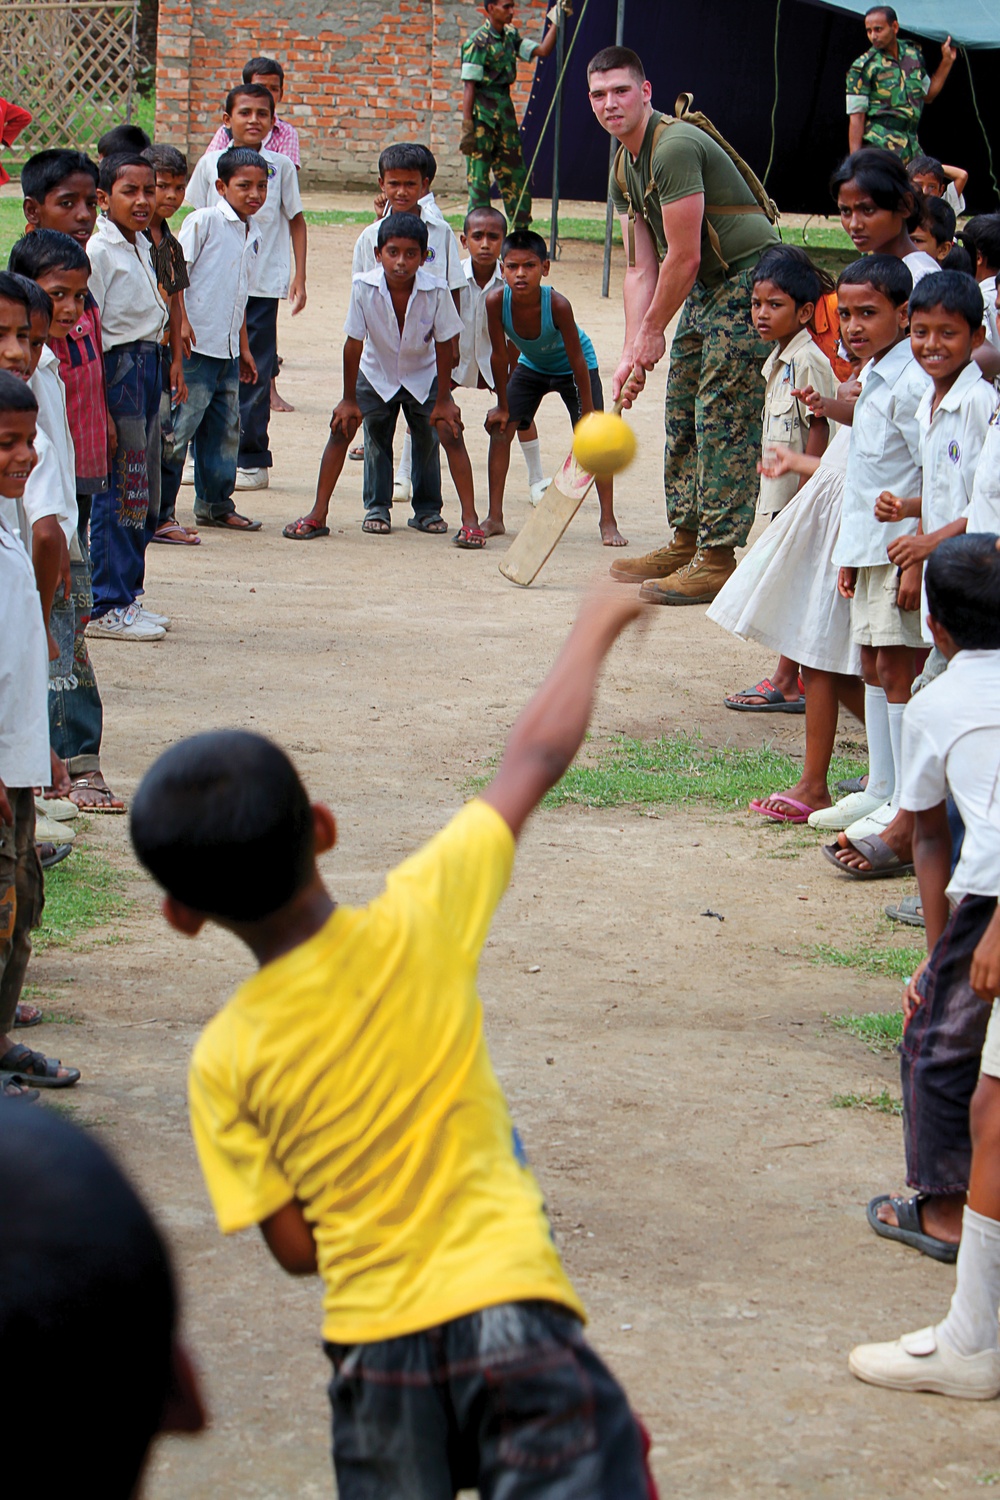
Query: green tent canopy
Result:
<box><xmin>810</xmin><ymin>0</ymin><xmax>1000</xmax><ymax>49</ymax></box>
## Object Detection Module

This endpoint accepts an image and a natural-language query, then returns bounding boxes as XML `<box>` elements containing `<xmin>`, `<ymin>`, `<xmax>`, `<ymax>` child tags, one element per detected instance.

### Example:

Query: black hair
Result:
<box><xmin>864</xmin><ymin>5</ymin><xmax>898</xmax><ymax>21</ymax></box>
<box><xmin>502</xmin><ymin>228</ymin><xmax>548</xmax><ymax>261</ymax></box>
<box><xmin>837</xmin><ymin>253</ymin><xmax>913</xmax><ymax>307</ymax></box>
<box><xmin>941</xmin><ymin>244</ymin><xmax>975</xmax><ymax>276</ymax></box>
<box><xmin>243</xmin><ymin>55</ymin><xmax>284</xmax><ymax>86</ymax></box>
<box><xmin>13</xmin><ymin>275</ymin><xmax>53</xmax><ymax>324</ymax></box>
<box><xmin>97</xmin><ymin>123</ymin><xmax>151</xmax><ymax>158</ymax></box>
<box><xmin>416</xmin><ymin>143</ymin><xmax>437</xmax><ymax>184</ymax></box>
<box><xmin>216</xmin><ymin>147</ymin><xmax>268</xmax><ymax>185</ymax></box>
<box><xmin>920</xmin><ymin>195</ymin><xmax>956</xmax><ymax>245</ymax></box>
<box><xmin>925</xmin><ymin>535</ymin><xmax>1000</xmax><ymax>649</ymax></box>
<box><xmin>464</xmin><ymin>205</ymin><xmax>507</xmax><ymax>234</ymax></box>
<box><xmin>587</xmin><ymin>45</ymin><xmax>645</xmax><ymax>82</ymax></box>
<box><xmin>7</xmin><ymin>229</ymin><xmax>90</xmax><ymax>281</ymax></box>
<box><xmin>20</xmin><ymin>149</ymin><xmax>98</xmax><ymax>203</ymax></box>
<box><xmin>378</xmin><ymin>144</ymin><xmax>429</xmax><ymax>179</ymax></box>
<box><xmin>0</xmin><ymin>368</ymin><xmax>38</xmax><ymax>413</ymax></box>
<box><xmin>131</xmin><ymin>730</ymin><xmax>315</xmax><ymax>921</ymax></box>
<box><xmin>958</xmin><ymin>214</ymin><xmax>1000</xmax><ymax>272</ymax></box>
<box><xmin>225</xmin><ymin>82</ymin><xmax>275</xmax><ymax>118</ymax></box>
<box><xmin>751</xmin><ymin>244</ymin><xmax>832</xmax><ymax>308</ymax></box>
<box><xmin>830</xmin><ymin>147</ymin><xmax>921</xmax><ymax>232</ymax></box>
<box><xmin>141</xmin><ymin>144</ymin><xmax>188</xmax><ymax>178</ymax></box>
<box><xmin>908</xmin><ymin>154</ymin><xmax>948</xmax><ymax>187</ymax></box>
<box><xmin>98</xmin><ymin>152</ymin><xmax>154</xmax><ymax>193</ymax></box>
<box><xmin>376</xmin><ymin>211</ymin><xmax>428</xmax><ymax>253</ymax></box>
<box><xmin>908</xmin><ymin>269</ymin><xmax>983</xmax><ymax>332</ymax></box>
<box><xmin>0</xmin><ymin>271</ymin><xmax>31</xmax><ymax>316</ymax></box>
<box><xmin>0</xmin><ymin>1103</ymin><xmax>177</xmax><ymax>1495</ymax></box>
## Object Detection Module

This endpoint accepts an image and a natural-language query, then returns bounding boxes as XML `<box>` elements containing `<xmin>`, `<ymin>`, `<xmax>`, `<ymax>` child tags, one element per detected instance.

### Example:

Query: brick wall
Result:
<box><xmin>156</xmin><ymin>0</ymin><xmax>549</xmax><ymax>191</ymax></box>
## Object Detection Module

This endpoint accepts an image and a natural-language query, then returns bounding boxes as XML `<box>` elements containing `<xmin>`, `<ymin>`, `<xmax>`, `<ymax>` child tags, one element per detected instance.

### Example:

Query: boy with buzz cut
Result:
<box><xmin>187</xmin><ymin>82</ymin><xmax>306</xmax><ymax>492</ymax></box>
<box><xmin>485</xmin><ymin>227</ymin><xmax>627</xmax><ymax>546</ymax></box>
<box><xmin>130</xmin><ymin>584</ymin><xmax>655</xmax><ymax>1497</ymax></box>
<box><xmin>163</xmin><ymin>148</ymin><xmax>265</xmax><ymax>534</ymax></box>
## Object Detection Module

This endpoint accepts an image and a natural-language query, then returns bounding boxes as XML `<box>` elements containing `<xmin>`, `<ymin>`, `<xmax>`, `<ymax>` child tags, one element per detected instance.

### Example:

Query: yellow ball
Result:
<box><xmin>572</xmin><ymin>411</ymin><xmax>636</xmax><ymax>477</ymax></box>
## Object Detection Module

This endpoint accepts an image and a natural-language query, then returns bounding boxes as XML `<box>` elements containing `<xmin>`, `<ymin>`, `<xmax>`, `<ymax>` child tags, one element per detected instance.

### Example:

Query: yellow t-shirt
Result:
<box><xmin>188</xmin><ymin>798</ymin><xmax>585</xmax><ymax>1344</ymax></box>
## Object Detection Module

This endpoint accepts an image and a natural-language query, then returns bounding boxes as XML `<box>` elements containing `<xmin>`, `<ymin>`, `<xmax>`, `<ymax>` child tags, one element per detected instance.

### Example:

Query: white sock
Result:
<box><xmin>938</xmin><ymin>1206</ymin><xmax>1000</xmax><ymax>1356</ymax></box>
<box><xmin>519</xmin><ymin>437</ymin><xmax>544</xmax><ymax>487</ymax></box>
<box><xmin>396</xmin><ymin>428</ymin><xmax>412</xmax><ymax>486</ymax></box>
<box><xmin>862</xmin><ymin>685</ymin><xmax>894</xmax><ymax>803</ymax></box>
<box><xmin>886</xmin><ymin>699</ymin><xmax>907</xmax><ymax>813</ymax></box>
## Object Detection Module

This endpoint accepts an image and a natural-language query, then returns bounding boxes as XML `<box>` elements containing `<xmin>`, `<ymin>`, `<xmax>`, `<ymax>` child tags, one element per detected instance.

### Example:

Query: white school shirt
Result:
<box><xmin>0</xmin><ymin>516</ymin><xmax>51</xmax><ymax>789</ymax></box>
<box><xmin>455</xmin><ymin>257</ymin><xmax>502</xmax><ymax>389</ymax></box>
<box><xmin>344</xmin><ymin>266</ymin><xmax>464</xmax><ymax>404</ymax></box>
<box><xmin>352</xmin><ymin>213</ymin><xmax>465</xmax><ymax>294</ymax></box>
<box><xmin>917</xmin><ymin>362</ymin><xmax>996</xmax><ymax>535</ymax></box>
<box><xmin>833</xmin><ymin>339</ymin><xmax>930</xmax><ymax>568</ymax></box>
<box><xmin>758</xmin><ymin>327</ymin><xmax>837</xmax><ymax>515</ymax></box>
<box><xmin>967</xmin><ymin>401</ymin><xmax>1000</xmax><ymax>534</ymax></box>
<box><xmin>87</xmin><ymin>214</ymin><xmax>167</xmax><ymax>349</ymax></box>
<box><xmin>178</xmin><ymin>200</ymin><xmax>262</xmax><ymax>359</ymax></box>
<box><xmin>186</xmin><ymin>148</ymin><xmax>302</xmax><ymax>299</ymax></box>
<box><xmin>900</xmin><ymin>650</ymin><xmax>1000</xmax><ymax>902</ymax></box>
<box><xmin>25</xmin><ymin>349</ymin><xmax>79</xmax><ymax>553</ymax></box>
<box><xmin>981</xmin><ymin>281</ymin><xmax>1000</xmax><ymax>355</ymax></box>
<box><xmin>943</xmin><ymin>181</ymin><xmax>966</xmax><ymax>217</ymax></box>
<box><xmin>904</xmin><ymin>249</ymin><xmax>941</xmax><ymax>286</ymax></box>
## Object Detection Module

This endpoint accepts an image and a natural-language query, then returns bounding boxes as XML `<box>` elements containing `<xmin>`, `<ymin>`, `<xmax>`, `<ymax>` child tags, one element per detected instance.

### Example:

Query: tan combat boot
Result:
<box><xmin>608</xmin><ymin>527</ymin><xmax>696</xmax><ymax>583</ymax></box>
<box><xmin>639</xmin><ymin>546</ymin><xmax>736</xmax><ymax>605</ymax></box>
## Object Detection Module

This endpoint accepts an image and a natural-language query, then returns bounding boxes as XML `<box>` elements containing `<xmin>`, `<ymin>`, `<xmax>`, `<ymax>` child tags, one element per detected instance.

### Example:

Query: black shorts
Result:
<box><xmin>506</xmin><ymin>363</ymin><xmax>603</xmax><ymax>430</ymax></box>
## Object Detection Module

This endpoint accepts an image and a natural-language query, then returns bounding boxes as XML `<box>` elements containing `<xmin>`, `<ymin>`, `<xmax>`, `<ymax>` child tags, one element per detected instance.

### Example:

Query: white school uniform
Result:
<box><xmin>967</xmin><ymin>401</ymin><xmax>1000</xmax><ymax>534</ymax></box>
<box><xmin>981</xmin><ymin>281</ymin><xmax>1000</xmax><ymax>355</ymax></box>
<box><xmin>833</xmin><ymin>340</ymin><xmax>930</xmax><ymax>569</ymax></box>
<box><xmin>758</xmin><ymin>328</ymin><xmax>837</xmax><ymax>515</ymax></box>
<box><xmin>86</xmin><ymin>215</ymin><xmax>167</xmax><ymax>349</ymax></box>
<box><xmin>352</xmin><ymin>211</ymin><xmax>465</xmax><ymax>294</ymax></box>
<box><xmin>0</xmin><ymin>516</ymin><xmax>51</xmax><ymax>788</ymax></box>
<box><xmin>904</xmin><ymin>249</ymin><xmax>942</xmax><ymax>286</ymax></box>
<box><xmin>707</xmin><ymin>424</ymin><xmax>859</xmax><ymax>675</ymax></box>
<box><xmin>454</xmin><ymin>258</ymin><xmax>502</xmax><ymax>389</ymax></box>
<box><xmin>186</xmin><ymin>149</ymin><xmax>302</xmax><ymax>299</ymax></box>
<box><xmin>943</xmin><ymin>181</ymin><xmax>966</xmax><ymax>217</ymax></box>
<box><xmin>26</xmin><ymin>348</ymin><xmax>79</xmax><ymax>554</ymax></box>
<box><xmin>178</xmin><ymin>201</ymin><xmax>263</xmax><ymax>358</ymax></box>
<box><xmin>345</xmin><ymin>266</ymin><xmax>465</xmax><ymax>404</ymax></box>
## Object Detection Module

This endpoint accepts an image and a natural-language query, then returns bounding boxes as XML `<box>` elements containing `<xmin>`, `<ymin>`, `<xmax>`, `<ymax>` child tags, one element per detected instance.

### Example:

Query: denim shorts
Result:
<box><xmin>324</xmin><ymin>1299</ymin><xmax>654</xmax><ymax>1500</ymax></box>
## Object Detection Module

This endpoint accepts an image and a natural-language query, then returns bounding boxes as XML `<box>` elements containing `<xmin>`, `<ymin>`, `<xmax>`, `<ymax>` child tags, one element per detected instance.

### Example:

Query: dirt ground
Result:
<box><xmin>36</xmin><ymin>220</ymin><xmax>998</xmax><ymax>1498</ymax></box>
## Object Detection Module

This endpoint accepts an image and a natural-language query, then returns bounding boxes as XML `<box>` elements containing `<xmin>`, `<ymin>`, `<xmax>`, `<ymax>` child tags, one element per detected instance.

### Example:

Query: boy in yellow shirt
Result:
<box><xmin>130</xmin><ymin>589</ymin><xmax>654</xmax><ymax>1499</ymax></box>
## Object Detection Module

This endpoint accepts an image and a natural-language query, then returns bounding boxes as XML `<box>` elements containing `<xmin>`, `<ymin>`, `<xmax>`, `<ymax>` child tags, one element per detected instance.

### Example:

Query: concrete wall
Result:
<box><xmin>156</xmin><ymin>0</ymin><xmax>549</xmax><ymax>191</ymax></box>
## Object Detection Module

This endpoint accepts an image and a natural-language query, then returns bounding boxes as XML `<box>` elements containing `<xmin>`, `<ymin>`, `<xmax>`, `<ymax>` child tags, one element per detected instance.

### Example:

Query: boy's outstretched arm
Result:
<box><xmin>482</xmin><ymin>589</ymin><xmax>645</xmax><ymax>839</ymax></box>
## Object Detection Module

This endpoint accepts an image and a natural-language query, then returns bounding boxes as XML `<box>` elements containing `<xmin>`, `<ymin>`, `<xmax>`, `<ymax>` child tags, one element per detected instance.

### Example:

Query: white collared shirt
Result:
<box><xmin>186</xmin><ymin>148</ymin><xmax>302</xmax><ymax>299</ymax></box>
<box><xmin>982</xmin><ymin>281</ymin><xmax>1000</xmax><ymax>355</ymax></box>
<box><xmin>87</xmin><ymin>214</ymin><xmax>168</xmax><ymax>349</ymax></box>
<box><xmin>25</xmin><ymin>349</ymin><xmax>79</xmax><ymax>552</ymax></box>
<box><xmin>967</xmin><ymin>401</ymin><xmax>1000</xmax><ymax>535</ymax></box>
<box><xmin>178</xmin><ymin>199</ymin><xmax>262</xmax><ymax>359</ymax></box>
<box><xmin>454</xmin><ymin>257</ymin><xmax>503</xmax><ymax>389</ymax></box>
<box><xmin>758</xmin><ymin>327</ymin><xmax>837</xmax><ymax>514</ymax></box>
<box><xmin>353</xmin><ymin>211</ymin><xmax>465</xmax><ymax>293</ymax></box>
<box><xmin>834</xmin><ymin>339</ymin><xmax>930</xmax><ymax>568</ymax></box>
<box><xmin>901</xmin><ymin>650</ymin><xmax>1000</xmax><ymax>901</ymax></box>
<box><xmin>345</xmin><ymin>266</ymin><xmax>464</xmax><ymax>404</ymax></box>
<box><xmin>0</xmin><ymin>516</ymin><xmax>51</xmax><ymax>788</ymax></box>
<box><xmin>918</xmin><ymin>361</ymin><xmax>996</xmax><ymax>534</ymax></box>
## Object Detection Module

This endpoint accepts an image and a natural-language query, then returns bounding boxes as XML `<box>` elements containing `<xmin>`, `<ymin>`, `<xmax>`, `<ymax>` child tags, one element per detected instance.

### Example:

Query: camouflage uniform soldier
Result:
<box><xmin>460</xmin><ymin>0</ymin><xmax>556</xmax><ymax>230</ymax></box>
<box><xmin>846</xmin><ymin>6</ymin><xmax>955</xmax><ymax>164</ymax></box>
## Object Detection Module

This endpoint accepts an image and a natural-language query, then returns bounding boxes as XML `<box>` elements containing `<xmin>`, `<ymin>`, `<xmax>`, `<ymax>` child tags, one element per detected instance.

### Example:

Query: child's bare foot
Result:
<box><xmin>270</xmin><ymin>378</ymin><xmax>295</xmax><ymax>413</ymax></box>
<box><xmin>482</xmin><ymin>518</ymin><xmax>506</xmax><ymax>538</ymax></box>
<box><xmin>601</xmin><ymin>520</ymin><xmax>628</xmax><ymax>547</ymax></box>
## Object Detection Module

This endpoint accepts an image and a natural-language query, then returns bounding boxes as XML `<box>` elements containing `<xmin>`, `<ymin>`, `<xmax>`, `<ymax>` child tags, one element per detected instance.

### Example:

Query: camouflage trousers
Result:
<box><xmin>663</xmin><ymin>268</ymin><xmax>767</xmax><ymax>551</ymax></box>
<box><xmin>466</xmin><ymin>96</ymin><xmax>531</xmax><ymax>229</ymax></box>
<box><xmin>863</xmin><ymin>123</ymin><xmax>921</xmax><ymax>163</ymax></box>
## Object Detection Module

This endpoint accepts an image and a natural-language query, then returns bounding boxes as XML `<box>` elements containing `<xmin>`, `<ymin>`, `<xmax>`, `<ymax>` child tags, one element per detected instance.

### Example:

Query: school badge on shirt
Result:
<box><xmin>948</xmin><ymin>440</ymin><xmax>961</xmax><ymax>464</ymax></box>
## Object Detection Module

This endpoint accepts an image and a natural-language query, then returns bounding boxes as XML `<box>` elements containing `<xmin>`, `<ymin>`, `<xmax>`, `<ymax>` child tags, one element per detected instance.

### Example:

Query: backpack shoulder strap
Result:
<box><xmin>614</xmin><ymin>116</ymin><xmax>674</xmax><ymax>269</ymax></box>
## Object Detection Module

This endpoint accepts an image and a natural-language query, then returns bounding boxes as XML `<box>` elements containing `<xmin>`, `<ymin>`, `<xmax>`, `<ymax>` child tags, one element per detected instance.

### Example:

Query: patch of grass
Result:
<box><xmin>811</xmin><ymin>941</ymin><xmax>924</xmax><ymax>981</ymax></box>
<box><xmin>832</xmin><ymin>1088</ymin><xmax>902</xmax><ymax>1116</ymax></box>
<box><xmin>830</xmin><ymin>1010</ymin><xmax>904</xmax><ymax>1053</ymax></box>
<box><xmin>33</xmin><ymin>845</ymin><xmax>131</xmax><ymax>953</ymax></box>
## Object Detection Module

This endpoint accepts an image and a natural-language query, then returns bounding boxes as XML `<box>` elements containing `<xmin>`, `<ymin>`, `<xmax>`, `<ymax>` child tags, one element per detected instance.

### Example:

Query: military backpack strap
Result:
<box><xmin>674</xmin><ymin>92</ymin><xmax>779</xmax><ymax>226</ymax></box>
<box><xmin>613</xmin><ymin>118</ymin><xmax>672</xmax><ymax>269</ymax></box>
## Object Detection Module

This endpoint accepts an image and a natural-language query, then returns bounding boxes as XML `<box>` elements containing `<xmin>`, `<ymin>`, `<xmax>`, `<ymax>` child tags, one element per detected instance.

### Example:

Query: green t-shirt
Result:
<box><xmin>609</xmin><ymin>111</ymin><xmax>778</xmax><ymax>286</ymax></box>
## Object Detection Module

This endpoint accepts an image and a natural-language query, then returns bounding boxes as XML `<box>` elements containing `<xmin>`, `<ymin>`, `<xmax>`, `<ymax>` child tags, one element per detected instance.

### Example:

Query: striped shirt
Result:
<box><xmin>48</xmin><ymin>291</ymin><xmax>109</xmax><ymax>493</ymax></box>
<box><xmin>207</xmin><ymin>116</ymin><xmax>300</xmax><ymax>168</ymax></box>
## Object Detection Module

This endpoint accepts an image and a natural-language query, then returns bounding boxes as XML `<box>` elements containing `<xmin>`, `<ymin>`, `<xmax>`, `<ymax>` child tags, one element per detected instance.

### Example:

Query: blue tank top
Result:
<box><xmin>501</xmin><ymin>284</ymin><xmax>596</xmax><ymax>376</ymax></box>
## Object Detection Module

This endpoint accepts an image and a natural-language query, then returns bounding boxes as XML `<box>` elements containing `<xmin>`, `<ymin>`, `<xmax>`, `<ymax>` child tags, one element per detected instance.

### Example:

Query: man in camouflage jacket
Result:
<box><xmin>846</xmin><ymin>5</ymin><xmax>956</xmax><ymax>162</ymax></box>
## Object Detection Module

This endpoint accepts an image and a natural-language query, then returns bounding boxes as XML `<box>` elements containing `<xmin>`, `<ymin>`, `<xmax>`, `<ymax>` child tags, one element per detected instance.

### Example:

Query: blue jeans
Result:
<box><xmin>162</xmin><ymin>352</ymin><xmax>240</xmax><ymax>521</ymax></box>
<box><xmin>358</xmin><ymin>372</ymin><xmax>441</xmax><ymax>522</ymax></box>
<box><xmin>48</xmin><ymin>550</ymin><xmax>103</xmax><ymax>775</ymax></box>
<box><xmin>90</xmin><ymin>341</ymin><xmax>161</xmax><ymax>617</ymax></box>
<box><xmin>238</xmin><ymin>295</ymin><xmax>276</xmax><ymax>469</ymax></box>
<box><xmin>324</xmin><ymin>1300</ymin><xmax>650</xmax><ymax>1500</ymax></box>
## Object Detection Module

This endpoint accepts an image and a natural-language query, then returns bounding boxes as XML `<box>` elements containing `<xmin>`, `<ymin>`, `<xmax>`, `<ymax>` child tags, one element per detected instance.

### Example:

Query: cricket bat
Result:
<box><xmin>498</xmin><ymin>380</ymin><xmax>632</xmax><ymax>587</ymax></box>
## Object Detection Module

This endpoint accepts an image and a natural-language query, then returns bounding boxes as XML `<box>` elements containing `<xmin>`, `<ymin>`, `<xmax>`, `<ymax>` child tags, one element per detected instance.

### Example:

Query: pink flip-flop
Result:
<box><xmin>749</xmin><ymin>795</ymin><xmax>815</xmax><ymax>824</ymax></box>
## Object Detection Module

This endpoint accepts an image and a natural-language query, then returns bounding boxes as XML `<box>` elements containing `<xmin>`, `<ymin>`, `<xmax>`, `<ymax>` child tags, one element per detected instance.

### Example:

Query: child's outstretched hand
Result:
<box><xmin>430</xmin><ymin>396</ymin><xmax>464</xmax><ymax>442</ymax></box>
<box><xmin>330</xmin><ymin>399</ymin><xmax>362</xmax><ymax>441</ymax></box>
<box><xmin>758</xmin><ymin>443</ymin><xmax>805</xmax><ymax>480</ymax></box>
<box><xmin>792</xmin><ymin>383</ymin><xmax>829</xmax><ymax>418</ymax></box>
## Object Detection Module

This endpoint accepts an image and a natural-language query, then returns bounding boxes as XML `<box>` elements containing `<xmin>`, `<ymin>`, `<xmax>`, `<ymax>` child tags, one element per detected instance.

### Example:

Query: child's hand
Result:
<box><xmin>792</xmin><ymin>384</ymin><xmax>828</xmax><ymax>418</ymax></box>
<box><xmin>289</xmin><ymin>275</ymin><xmax>307</xmax><ymax>315</ymax></box>
<box><xmin>180</xmin><ymin>316</ymin><xmax>196</xmax><ymax>359</ymax></box>
<box><xmin>971</xmin><ymin>916</ymin><xmax>1000</xmax><ymax>1002</ymax></box>
<box><xmin>874</xmin><ymin>490</ymin><xmax>905</xmax><ymax>523</ymax></box>
<box><xmin>837</xmin><ymin>374</ymin><xmax>862</xmax><ymax>402</ymax></box>
<box><xmin>373</xmin><ymin>189</ymin><xmax>387</xmax><ymax>218</ymax></box>
<box><xmin>758</xmin><ymin>443</ymin><xmax>798</xmax><ymax>479</ymax></box>
<box><xmin>903</xmin><ymin>957</ymin><xmax>930</xmax><ymax>1025</ymax></box>
<box><xmin>485</xmin><ymin>405</ymin><xmax>512</xmax><ymax>436</ymax></box>
<box><xmin>896</xmin><ymin>562</ymin><xmax>922</xmax><ymax>613</ymax></box>
<box><xmin>837</xmin><ymin>566</ymin><xmax>857</xmax><ymax>600</ymax></box>
<box><xmin>170</xmin><ymin>359</ymin><xmax>188</xmax><ymax>407</ymax></box>
<box><xmin>431</xmin><ymin>398</ymin><xmax>464</xmax><ymax>442</ymax></box>
<box><xmin>239</xmin><ymin>350</ymin><xmax>258</xmax><ymax>385</ymax></box>
<box><xmin>330</xmin><ymin>399</ymin><xmax>362</xmax><ymax>440</ymax></box>
<box><xmin>887</xmin><ymin>534</ymin><xmax>930</xmax><ymax>570</ymax></box>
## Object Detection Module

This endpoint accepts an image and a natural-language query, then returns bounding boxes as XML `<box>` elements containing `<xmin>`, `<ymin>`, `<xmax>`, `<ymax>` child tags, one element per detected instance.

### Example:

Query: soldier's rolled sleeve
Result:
<box><xmin>845</xmin><ymin>58</ymin><xmax>869</xmax><ymax>114</ymax></box>
<box><xmin>846</xmin><ymin>93</ymin><xmax>869</xmax><ymax>114</ymax></box>
<box><xmin>461</xmin><ymin>61</ymin><xmax>485</xmax><ymax>81</ymax></box>
<box><xmin>517</xmin><ymin>38</ymin><xmax>538</xmax><ymax>61</ymax></box>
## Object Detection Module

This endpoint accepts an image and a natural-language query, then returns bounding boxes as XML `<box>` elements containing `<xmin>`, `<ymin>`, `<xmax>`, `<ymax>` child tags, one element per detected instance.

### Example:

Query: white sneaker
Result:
<box><xmin>843</xmin><ymin>798</ymin><xmax>894</xmax><ymax>841</ymax></box>
<box><xmin>86</xmin><ymin>604</ymin><xmax>165</xmax><ymax>642</ymax></box>
<box><xmin>808</xmin><ymin>790</ymin><xmax>888</xmax><ymax>831</ymax></box>
<box><xmin>35</xmin><ymin>813</ymin><xmax>77</xmax><ymax>843</ymax></box>
<box><xmin>849</xmin><ymin>1325</ymin><xmax>1000</xmax><ymax>1399</ymax></box>
<box><xmin>136</xmin><ymin>603</ymin><xmax>172</xmax><ymax>631</ymax></box>
<box><xmin>235</xmin><ymin>467</ymin><xmax>269</xmax><ymax>491</ymax></box>
<box><xmin>529</xmin><ymin>478</ymin><xmax>552</xmax><ymax>506</ymax></box>
<box><xmin>392</xmin><ymin>476</ymin><xmax>412</xmax><ymax>504</ymax></box>
<box><xmin>181</xmin><ymin>454</ymin><xmax>195</xmax><ymax>485</ymax></box>
<box><xmin>34</xmin><ymin>796</ymin><xmax>78</xmax><ymax>822</ymax></box>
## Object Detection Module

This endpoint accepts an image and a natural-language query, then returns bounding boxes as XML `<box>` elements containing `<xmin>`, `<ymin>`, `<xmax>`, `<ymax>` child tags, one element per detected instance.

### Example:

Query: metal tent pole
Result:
<box><xmin>549</xmin><ymin>4</ymin><xmax>566</xmax><ymax>257</ymax></box>
<box><xmin>601</xmin><ymin>0</ymin><xmax>627</xmax><ymax>296</ymax></box>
